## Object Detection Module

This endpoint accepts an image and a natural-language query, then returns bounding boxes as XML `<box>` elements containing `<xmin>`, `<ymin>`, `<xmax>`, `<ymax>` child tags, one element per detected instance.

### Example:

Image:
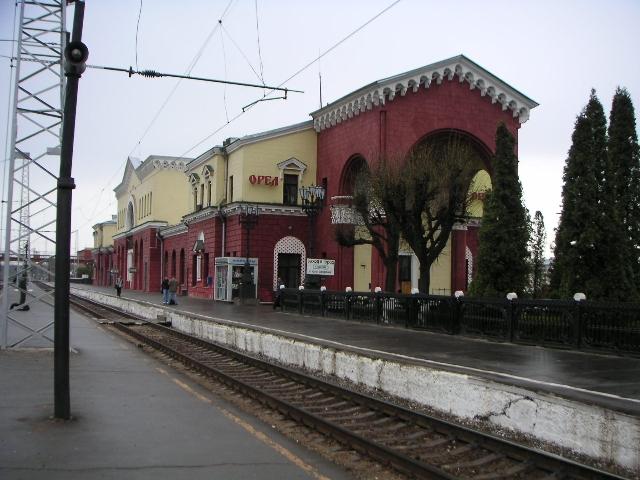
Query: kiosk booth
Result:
<box><xmin>214</xmin><ymin>257</ymin><xmax>258</xmax><ymax>301</ymax></box>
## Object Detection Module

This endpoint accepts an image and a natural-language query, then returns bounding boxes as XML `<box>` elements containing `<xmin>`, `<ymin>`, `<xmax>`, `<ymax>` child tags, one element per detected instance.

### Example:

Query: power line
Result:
<box><xmin>220</xmin><ymin>23</ymin><xmax>263</xmax><ymax>85</ymax></box>
<box><xmin>126</xmin><ymin>0</ymin><xmax>237</xmax><ymax>158</ymax></box>
<box><xmin>66</xmin><ymin>0</ymin><xmax>240</xmax><ymax>230</ymax></box>
<box><xmin>176</xmin><ymin>0</ymin><xmax>403</xmax><ymax>159</ymax></box>
<box><xmin>219</xmin><ymin>23</ymin><xmax>230</xmax><ymax>123</ymax></box>
<box><xmin>89</xmin><ymin>64</ymin><xmax>300</xmax><ymax>93</ymax></box>
<box><xmin>254</xmin><ymin>0</ymin><xmax>264</xmax><ymax>84</ymax></box>
<box><xmin>134</xmin><ymin>0</ymin><xmax>143</xmax><ymax>70</ymax></box>
<box><xmin>74</xmin><ymin>0</ymin><xmax>401</xmax><ymax>237</ymax></box>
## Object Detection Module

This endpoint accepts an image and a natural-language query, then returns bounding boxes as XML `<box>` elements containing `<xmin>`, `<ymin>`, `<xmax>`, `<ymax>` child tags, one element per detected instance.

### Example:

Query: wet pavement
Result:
<box><xmin>0</xmin><ymin>285</ymin><xmax>351</xmax><ymax>480</ymax></box>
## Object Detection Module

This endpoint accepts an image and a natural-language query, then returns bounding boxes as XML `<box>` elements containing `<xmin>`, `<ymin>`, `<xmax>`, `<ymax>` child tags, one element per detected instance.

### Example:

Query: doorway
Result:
<box><xmin>278</xmin><ymin>253</ymin><xmax>301</xmax><ymax>289</ymax></box>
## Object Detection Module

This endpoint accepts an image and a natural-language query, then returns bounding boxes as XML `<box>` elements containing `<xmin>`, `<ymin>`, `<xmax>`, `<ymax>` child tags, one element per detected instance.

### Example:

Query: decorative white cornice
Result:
<box><xmin>182</xmin><ymin>203</ymin><xmax>309</xmax><ymax>227</ymax></box>
<box><xmin>182</xmin><ymin>206</ymin><xmax>218</xmax><ymax>225</ymax></box>
<box><xmin>151</xmin><ymin>157</ymin><xmax>187</xmax><ymax>171</ymax></box>
<box><xmin>310</xmin><ymin>55</ymin><xmax>538</xmax><ymax>132</ymax></box>
<box><xmin>159</xmin><ymin>223</ymin><xmax>188</xmax><ymax>238</ymax></box>
<box><xmin>113</xmin><ymin>221</ymin><xmax>168</xmax><ymax>240</ymax></box>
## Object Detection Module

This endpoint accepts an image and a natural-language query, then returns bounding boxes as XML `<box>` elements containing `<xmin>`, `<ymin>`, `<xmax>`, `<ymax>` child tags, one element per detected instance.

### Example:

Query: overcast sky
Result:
<box><xmin>1</xmin><ymin>0</ymin><xmax>639</xmax><ymax>255</ymax></box>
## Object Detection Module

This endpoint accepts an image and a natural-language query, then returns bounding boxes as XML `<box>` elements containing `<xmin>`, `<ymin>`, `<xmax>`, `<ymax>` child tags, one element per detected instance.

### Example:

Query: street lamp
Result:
<box><xmin>239</xmin><ymin>204</ymin><xmax>259</xmax><ymax>301</ymax></box>
<box><xmin>299</xmin><ymin>184</ymin><xmax>326</xmax><ymax>288</ymax></box>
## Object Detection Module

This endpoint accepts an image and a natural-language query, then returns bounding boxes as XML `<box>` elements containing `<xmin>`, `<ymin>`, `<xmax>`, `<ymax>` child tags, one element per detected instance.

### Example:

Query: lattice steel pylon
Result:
<box><xmin>1</xmin><ymin>0</ymin><xmax>67</xmax><ymax>349</ymax></box>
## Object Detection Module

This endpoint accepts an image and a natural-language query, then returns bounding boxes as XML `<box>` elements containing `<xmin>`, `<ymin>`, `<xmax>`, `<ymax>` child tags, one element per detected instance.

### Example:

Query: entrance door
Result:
<box><xmin>278</xmin><ymin>253</ymin><xmax>301</xmax><ymax>289</ymax></box>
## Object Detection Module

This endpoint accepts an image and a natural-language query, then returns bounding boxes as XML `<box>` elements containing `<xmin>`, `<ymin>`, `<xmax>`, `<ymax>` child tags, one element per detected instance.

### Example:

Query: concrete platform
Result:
<box><xmin>72</xmin><ymin>284</ymin><xmax>640</xmax><ymax>473</ymax></box>
<box><xmin>0</xmin><ymin>286</ymin><xmax>350</xmax><ymax>480</ymax></box>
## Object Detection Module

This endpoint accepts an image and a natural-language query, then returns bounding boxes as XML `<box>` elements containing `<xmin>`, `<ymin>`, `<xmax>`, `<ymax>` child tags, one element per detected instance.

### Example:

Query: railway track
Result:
<box><xmin>59</xmin><ymin>287</ymin><xmax>625</xmax><ymax>480</ymax></box>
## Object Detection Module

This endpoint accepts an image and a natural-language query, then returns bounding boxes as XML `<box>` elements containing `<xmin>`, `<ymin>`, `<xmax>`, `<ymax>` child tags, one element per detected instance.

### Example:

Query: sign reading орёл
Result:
<box><xmin>306</xmin><ymin>258</ymin><xmax>335</xmax><ymax>276</ymax></box>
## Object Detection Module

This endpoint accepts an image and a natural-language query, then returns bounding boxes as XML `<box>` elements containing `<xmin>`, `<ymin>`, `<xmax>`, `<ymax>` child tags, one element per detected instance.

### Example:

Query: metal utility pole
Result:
<box><xmin>1</xmin><ymin>0</ymin><xmax>67</xmax><ymax>350</ymax></box>
<box><xmin>54</xmin><ymin>0</ymin><xmax>88</xmax><ymax>420</ymax></box>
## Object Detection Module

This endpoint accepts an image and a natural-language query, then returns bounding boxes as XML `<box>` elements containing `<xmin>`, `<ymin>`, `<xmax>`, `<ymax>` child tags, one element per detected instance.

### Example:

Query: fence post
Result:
<box><xmin>374</xmin><ymin>287</ymin><xmax>382</xmax><ymax>324</ymax></box>
<box><xmin>506</xmin><ymin>292</ymin><xmax>518</xmax><ymax>342</ymax></box>
<box><xmin>345</xmin><ymin>288</ymin><xmax>352</xmax><ymax>320</ymax></box>
<box><xmin>573</xmin><ymin>293</ymin><xmax>586</xmax><ymax>349</ymax></box>
<box><xmin>406</xmin><ymin>289</ymin><xmax>419</xmax><ymax>328</ymax></box>
<box><xmin>320</xmin><ymin>286</ymin><xmax>327</xmax><ymax>316</ymax></box>
<box><xmin>298</xmin><ymin>287</ymin><xmax>304</xmax><ymax>314</ymax></box>
<box><xmin>452</xmin><ymin>291</ymin><xmax>464</xmax><ymax>334</ymax></box>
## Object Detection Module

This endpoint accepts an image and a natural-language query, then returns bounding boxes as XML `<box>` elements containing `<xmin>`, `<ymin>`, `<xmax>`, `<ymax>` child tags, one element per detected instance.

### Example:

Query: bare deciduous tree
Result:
<box><xmin>336</xmin><ymin>135</ymin><xmax>481</xmax><ymax>294</ymax></box>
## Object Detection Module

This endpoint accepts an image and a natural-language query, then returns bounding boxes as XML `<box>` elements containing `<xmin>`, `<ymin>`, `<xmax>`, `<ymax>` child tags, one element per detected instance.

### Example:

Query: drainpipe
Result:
<box><xmin>221</xmin><ymin>145</ymin><xmax>229</xmax><ymax>257</ymax></box>
<box><xmin>157</xmin><ymin>230</ymin><xmax>164</xmax><ymax>282</ymax></box>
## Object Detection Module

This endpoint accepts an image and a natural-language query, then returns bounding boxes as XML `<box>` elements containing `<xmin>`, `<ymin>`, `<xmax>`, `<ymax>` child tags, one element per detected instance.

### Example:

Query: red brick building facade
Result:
<box><xmin>97</xmin><ymin>55</ymin><xmax>536</xmax><ymax>302</ymax></box>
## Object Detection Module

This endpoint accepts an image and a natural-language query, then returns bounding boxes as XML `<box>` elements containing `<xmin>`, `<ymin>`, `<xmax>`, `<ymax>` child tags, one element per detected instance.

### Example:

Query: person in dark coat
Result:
<box><xmin>115</xmin><ymin>277</ymin><xmax>123</xmax><ymax>297</ymax></box>
<box><xmin>161</xmin><ymin>277</ymin><xmax>170</xmax><ymax>304</ymax></box>
<box><xmin>273</xmin><ymin>276</ymin><xmax>283</xmax><ymax>309</ymax></box>
<box><xmin>168</xmin><ymin>277</ymin><xmax>178</xmax><ymax>305</ymax></box>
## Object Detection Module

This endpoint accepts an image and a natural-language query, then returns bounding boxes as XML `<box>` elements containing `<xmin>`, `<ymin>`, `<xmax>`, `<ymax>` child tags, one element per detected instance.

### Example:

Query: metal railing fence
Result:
<box><xmin>278</xmin><ymin>289</ymin><xmax>640</xmax><ymax>355</ymax></box>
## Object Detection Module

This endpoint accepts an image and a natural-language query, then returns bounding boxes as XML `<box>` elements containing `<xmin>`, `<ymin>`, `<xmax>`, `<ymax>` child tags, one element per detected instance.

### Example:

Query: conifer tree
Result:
<box><xmin>470</xmin><ymin>123</ymin><xmax>530</xmax><ymax>297</ymax></box>
<box><xmin>550</xmin><ymin>92</ymin><xmax>604</xmax><ymax>298</ymax></box>
<box><xmin>529</xmin><ymin>210</ymin><xmax>547</xmax><ymax>298</ymax></box>
<box><xmin>607</xmin><ymin>88</ymin><xmax>640</xmax><ymax>298</ymax></box>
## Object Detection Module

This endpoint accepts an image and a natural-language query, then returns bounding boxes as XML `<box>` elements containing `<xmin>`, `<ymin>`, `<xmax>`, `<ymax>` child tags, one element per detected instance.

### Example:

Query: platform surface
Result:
<box><xmin>74</xmin><ymin>284</ymin><xmax>640</xmax><ymax>416</ymax></box>
<box><xmin>0</xmin><ymin>287</ymin><xmax>350</xmax><ymax>480</ymax></box>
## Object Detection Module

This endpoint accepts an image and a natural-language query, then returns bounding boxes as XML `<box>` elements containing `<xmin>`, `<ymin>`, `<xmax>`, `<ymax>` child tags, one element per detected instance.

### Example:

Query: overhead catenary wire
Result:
<box><xmin>69</xmin><ymin>0</ymin><xmax>240</xmax><ymax>223</ymax></box>
<box><xmin>176</xmin><ymin>0</ymin><xmax>403</xmax><ymax>159</ymax></box>
<box><xmin>219</xmin><ymin>23</ymin><xmax>230</xmax><ymax>122</ymax></box>
<box><xmin>126</xmin><ymin>0</ymin><xmax>237</xmax><ymax>159</ymax></box>
<box><xmin>220</xmin><ymin>22</ymin><xmax>264</xmax><ymax>85</ymax></box>
<box><xmin>254</xmin><ymin>0</ymin><xmax>264</xmax><ymax>84</ymax></box>
<box><xmin>53</xmin><ymin>0</ymin><xmax>401</xmax><ymax>242</ymax></box>
<box><xmin>134</xmin><ymin>0</ymin><xmax>143</xmax><ymax>70</ymax></box>
<box><xmin>89</xmin><ymin>65</ymin><xmax>301</xmax><ymax>93</ymax></box>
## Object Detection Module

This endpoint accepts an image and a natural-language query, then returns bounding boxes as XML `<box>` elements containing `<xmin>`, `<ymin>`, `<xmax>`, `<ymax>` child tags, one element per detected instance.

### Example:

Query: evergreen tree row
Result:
<box><xmin>550</xmin><ymin>88</ymin><xmax>640</xmax><ymax>301</ymax></box>
<box><xmin>470</xmin><ymin>87</ymin><xmax>638</xmax><ymax>301</ymax></box>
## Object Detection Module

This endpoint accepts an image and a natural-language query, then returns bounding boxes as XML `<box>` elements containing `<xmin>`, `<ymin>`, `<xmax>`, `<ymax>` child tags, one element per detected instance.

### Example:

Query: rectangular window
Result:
<box><xmin>193</xmin><ymin>188</ymin><xmax>198</xmax><ymax>211</ymax></box>
<box><xmin>207</xmin><ymin>181</ymin><xmax>212</xmax><ymax>206</ymax></box>
<box><xmin>149</xmin><ymin>192</ymin><xmax>152</xmax><ymax>216</ymax></box>
<box><xmin>203</xmin><ymin>253</ymin><xmax>209</xmax><ymax>284</ymax></box>
<box><xmin>196</xmin><ymin>255</ymin><xmax>201</xmax><ymax>281</ymax></box>
<box><xmin>200</xmin><ymin>184</ymin><xmax>204</xmax><ymax>207</ymax></box>
<box><xmin>283</xmin><ymin>174</ymin><xmax>298</xmax><ymax>205</ymax></box>
<box><xmin>229</xmin><ymin>176</ymin><xmax>234</xmax><ymax>202</ymax></box>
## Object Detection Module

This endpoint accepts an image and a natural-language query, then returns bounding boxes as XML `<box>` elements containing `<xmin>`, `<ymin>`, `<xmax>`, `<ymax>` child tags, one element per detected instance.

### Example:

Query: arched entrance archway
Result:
<box><xmin>273</xmin><ymin>236</ymin><xmax>306</xmax><ymax>290</ymax></box>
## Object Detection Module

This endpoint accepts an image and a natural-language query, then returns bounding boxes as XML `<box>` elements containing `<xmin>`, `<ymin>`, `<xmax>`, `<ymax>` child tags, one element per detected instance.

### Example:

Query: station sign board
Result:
<box><xmin>215</xmin><ymin>257</ymin><xmax>258</xmax><ymax>266</ymax></box>
<box><xmin>306</xmin><ymin>258</ymin><xmax>335</xmax><ymax>276</ymax></box>
<box><xmin>249</xmin><ymin>175</ymin><xmax>279</xmax><ymax>186</ymax></box>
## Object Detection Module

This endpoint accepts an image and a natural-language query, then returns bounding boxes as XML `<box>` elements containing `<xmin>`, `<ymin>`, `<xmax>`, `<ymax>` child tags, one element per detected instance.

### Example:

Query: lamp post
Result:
<box><xmin>299</xmin><ymin>184</ymin><xmax>326</xmax><ymax>288</ymax></box>
<box><xmin>239</xmin><ymin>204</ymin><xmax>259</xmax><ymax>301</ymax></box>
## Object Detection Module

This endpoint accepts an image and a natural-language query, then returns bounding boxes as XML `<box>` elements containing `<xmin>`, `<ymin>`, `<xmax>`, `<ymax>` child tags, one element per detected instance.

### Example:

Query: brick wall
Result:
<box><xmin>316</xmin><ymin>78</ymin><xmax>521</xmax><ymax>292</ymax></box>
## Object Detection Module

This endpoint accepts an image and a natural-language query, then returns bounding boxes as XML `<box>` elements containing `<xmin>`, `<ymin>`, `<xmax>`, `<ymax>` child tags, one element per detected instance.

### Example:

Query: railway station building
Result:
<box><xmin>92</xmin><ymin>55</ymin><xmax>537</xmax><ymax>302</ymax></box>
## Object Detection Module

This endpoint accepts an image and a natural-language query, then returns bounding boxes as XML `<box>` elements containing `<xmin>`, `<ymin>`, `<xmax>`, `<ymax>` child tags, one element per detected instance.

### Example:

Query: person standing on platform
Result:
<box><xmin>273</xmin><ymin>276</ymin><xmax>283</xmax><ymax>309</ymax></box>
<box><xmin>168</xmin><ymin>276</ymin><xmax>178</xmax><ymax>305</ymax></box>
<box><xmin>161</xmin><ymin>277</ymin><xmax>170</xmax><ymax>304</ymax></box>
<box><xmin>115</xmin><ymin>277</ymin><xmax>123</xmax><ymax>297</ymax></box>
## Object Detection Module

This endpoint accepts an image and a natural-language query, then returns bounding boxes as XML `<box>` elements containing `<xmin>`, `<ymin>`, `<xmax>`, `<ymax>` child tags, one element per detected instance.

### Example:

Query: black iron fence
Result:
<box><xmin>278</xmin><ymin>288</ymin><xmax>640</xmax><ymax>355</ymax></box>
